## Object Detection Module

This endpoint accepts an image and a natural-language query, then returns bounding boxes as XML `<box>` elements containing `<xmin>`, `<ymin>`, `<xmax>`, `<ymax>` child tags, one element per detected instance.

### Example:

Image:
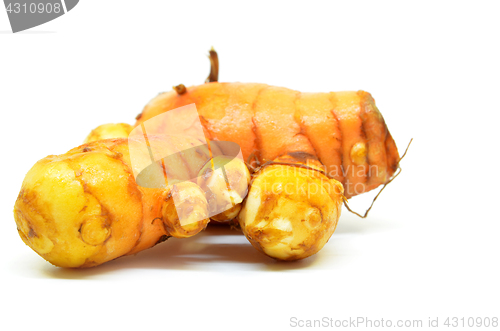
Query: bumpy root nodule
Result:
<box><xmin>238</xmin><ymin>154</ymin><xmax>344</xmax><ymax>261</ymax></box>
<box><xmin>197</xmin><ymin>155</ymin><xmax>250</xmax><ymax>222</ymax></box>
<box><xmin>83</xmin><ymin>123</ymin><xmax>133</xmax><ymax>143</ymax></box>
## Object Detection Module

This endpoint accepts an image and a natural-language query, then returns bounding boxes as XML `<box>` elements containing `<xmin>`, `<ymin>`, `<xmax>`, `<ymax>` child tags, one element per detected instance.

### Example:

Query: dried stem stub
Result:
<box><xmin>205</xmin><ymin>47</ymin><xmax>219</xmax><ymax>83</ymax></box>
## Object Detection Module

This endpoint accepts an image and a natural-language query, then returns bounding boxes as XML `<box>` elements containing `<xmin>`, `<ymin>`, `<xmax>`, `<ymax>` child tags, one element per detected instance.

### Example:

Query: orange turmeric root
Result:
<box><xmin>135</xmin><ymin>84</ymin><xmax>399</xmax><ymax>198</ymax></box>
<box><xmin>15</xmin><ymin>49</ymin><xmax>401</xmax><ymax>266</ymax></box>
<box><xmin>14</xmin><ymin>138</ymin><xmax>213</xmax><ymax>268</ymax></box>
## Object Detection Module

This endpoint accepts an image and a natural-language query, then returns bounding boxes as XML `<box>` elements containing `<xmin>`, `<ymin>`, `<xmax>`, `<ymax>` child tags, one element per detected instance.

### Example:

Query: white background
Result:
<box><xmin>1</xmin><ymin>1</ymin><xmax>499</xmax><ymax>330</ymax></box>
